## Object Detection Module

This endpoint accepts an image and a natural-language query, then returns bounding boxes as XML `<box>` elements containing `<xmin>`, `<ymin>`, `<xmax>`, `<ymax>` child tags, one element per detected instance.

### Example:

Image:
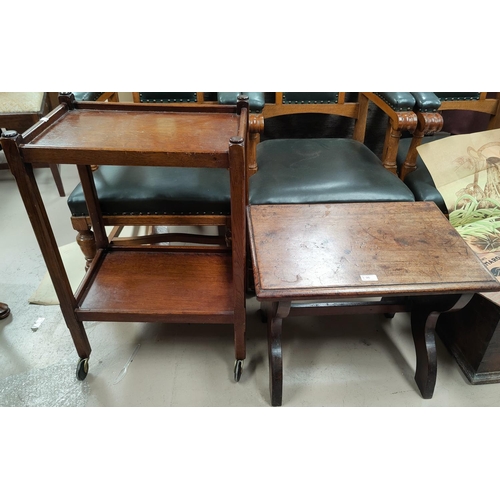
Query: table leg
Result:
<box><xmin>3</xmin><ymin>139</ymin><xmax>92</xmax><ymax>363</ymax></box>
<box><xmin>264</xmin><ymin>301</ymin><xmax>291</xmax><ymax>406</ymax></box>
<box><xmin>410</xmin><ymin>304</ymin><xmax>438</xmax><ymax>399</ymax></box>
<box><xmin>411</xmin><ymin>294</ymin><xmax>473</xmax><ymax>399</ymax></box>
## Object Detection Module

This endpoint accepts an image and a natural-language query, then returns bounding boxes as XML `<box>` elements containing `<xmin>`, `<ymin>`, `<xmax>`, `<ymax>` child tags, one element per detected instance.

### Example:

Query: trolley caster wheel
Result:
<box><xmin>76</xmin><ymin>358</ymin><xmax>89</xmax><ymax>381</ymax></box>
<box><xmin>234</xmin><ymin>359</ymin><xmax>244</xmax><ymax>382</ymax></box>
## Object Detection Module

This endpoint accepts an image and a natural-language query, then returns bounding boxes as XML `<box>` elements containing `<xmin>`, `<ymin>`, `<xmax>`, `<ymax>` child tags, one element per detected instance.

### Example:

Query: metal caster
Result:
<box><xmin>76</xmin><ymin>358</ymin><xmax>89</xmax><ymax>381</ymax></box>
<box><xmin>234</xmin><ymin>359</ymin><xmax>243</xmax><ymax>382</ymax></box>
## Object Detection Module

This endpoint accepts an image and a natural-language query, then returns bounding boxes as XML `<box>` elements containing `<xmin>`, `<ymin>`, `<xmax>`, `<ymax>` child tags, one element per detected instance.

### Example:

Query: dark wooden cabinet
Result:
<box><xmin>438</xmin><ymin>293</ymin><xmax>500</xmax><ymax>384</ymax></box>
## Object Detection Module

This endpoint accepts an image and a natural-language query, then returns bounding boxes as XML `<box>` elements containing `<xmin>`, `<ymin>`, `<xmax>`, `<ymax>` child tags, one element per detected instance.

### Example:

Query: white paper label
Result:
<box><xmin>360</xmin><ymin>275</ymin><xmax>378</xmax><ymax>282</ymax></box>
<box><xmin>31</xmin><ymin>317</ymin><xmax>45</xmax><ymax>331</ymax></box>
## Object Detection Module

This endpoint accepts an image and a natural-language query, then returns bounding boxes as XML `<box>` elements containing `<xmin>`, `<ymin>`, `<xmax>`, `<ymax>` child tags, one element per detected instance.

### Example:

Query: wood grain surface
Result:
<box><xmin>77</xmin><ymin>250</ymin><xmax>234</xmax><ymax>322</ymax></box>
<box><xmin>248</xmin><ymin>202</ymin><xmax>500</xmax><ymax>299</ymax></box>
<box><xmin>21</xmin><ymin>109</ymin><xmax>239</xmax><ymax>166</ymax></box>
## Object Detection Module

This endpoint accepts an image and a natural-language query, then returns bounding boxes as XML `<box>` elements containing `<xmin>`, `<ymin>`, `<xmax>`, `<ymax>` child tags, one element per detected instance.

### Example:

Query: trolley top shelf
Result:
<box><xmin>18</xmin><ymin>102</ymin><xmax>243</xmax><ymax>167</ymax></box>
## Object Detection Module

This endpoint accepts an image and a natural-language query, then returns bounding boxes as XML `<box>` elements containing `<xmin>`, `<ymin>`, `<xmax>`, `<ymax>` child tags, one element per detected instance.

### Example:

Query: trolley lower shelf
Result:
<box><xmin>74</xmin><ymin>248</ymin><xmax>235</xmax><ymax>323</ymax></box>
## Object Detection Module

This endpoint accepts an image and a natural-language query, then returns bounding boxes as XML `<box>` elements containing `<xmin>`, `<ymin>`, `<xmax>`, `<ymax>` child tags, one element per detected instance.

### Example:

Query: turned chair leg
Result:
<box><xmin>399</xmin><ymin>112</ymin><xmax>444</xmax><ymax>181</ymax></box>
<box><xmin>76</xmin><ymin>227</ymin><xmax>97</xmax><ymax>271</ymax></box>
<box><xmin>381</xmin><ymin>122</ymin><xmax>403</xmax><ymax>175</ymax></box>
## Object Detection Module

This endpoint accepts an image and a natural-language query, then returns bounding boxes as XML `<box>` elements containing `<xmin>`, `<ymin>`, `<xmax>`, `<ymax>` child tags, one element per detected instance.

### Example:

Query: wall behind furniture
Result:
<box><xmin>118</xmin><ymin>92</ymin><xmax>133</xmax><ymax>102</ymax></box>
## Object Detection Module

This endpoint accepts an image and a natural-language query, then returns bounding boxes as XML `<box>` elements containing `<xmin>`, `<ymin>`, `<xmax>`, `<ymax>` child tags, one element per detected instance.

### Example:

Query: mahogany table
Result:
<box><xmin>247</xmin><ymin>202</ymin><xmax>500</xmax><ymax>406</ymax></box>
<box><xmin>1</xmin><ymin>94</ymin><xmax>249</xmax><ymax>382</ymax></box>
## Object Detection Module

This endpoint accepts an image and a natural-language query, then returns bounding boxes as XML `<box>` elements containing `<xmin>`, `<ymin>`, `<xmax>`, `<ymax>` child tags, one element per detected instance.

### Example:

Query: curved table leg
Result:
<box><xmin>411</xmin><ymin>294</ymin><xmax>473</xmax><ymax>399</ymax></box>
<box><xmin>411</xmin><ymin>307</ymin><xmax>439</xmax><ymax>399</ymax></box>
<box><xmin>264</xmin><ymin>301</ymin><xmax>291</xmax><ymax>406</ymax></box>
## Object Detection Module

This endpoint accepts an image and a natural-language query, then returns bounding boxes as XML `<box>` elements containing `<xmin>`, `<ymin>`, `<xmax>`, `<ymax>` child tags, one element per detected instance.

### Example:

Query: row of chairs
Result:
<box><xmin>65</xmin><ymin>91</ymin><xmax>500</xmax><ymax>269</ymax></box>
<box><xmin>65</xmin><ymin>92</ymin><xmax>418</xmax><ymax>267</ymax></box>
<box><xmin>5</xmin><ymin>92</ymin><xmax>499</xmax><ymax>269</ymax></box>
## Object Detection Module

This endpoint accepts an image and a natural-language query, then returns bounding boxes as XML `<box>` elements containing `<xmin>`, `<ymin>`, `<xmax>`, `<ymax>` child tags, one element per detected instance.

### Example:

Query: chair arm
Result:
<box><xmin>217</xmin><ymin>93</ymin><xmax>265</xmax><ymax>113</ymax></box>
<box><xmin>373</xmin><ymin>92</ymin><xmax>416</xmax><ymax>112</ymax></box>
<box><xmin>398</xmin><ymin>92</ymin><xmax>444</xmax><ymax>180</ymax></box>
<box><xmin>363</xmin><ymin>92</ymin><xmax>417</xmax><ymax>123</ymax></box>
<box><xmin>410</xmin><ymin>92</ymin><xmax>442</xmax><ymax>112</ymax></box>
<box><xmin>362</xmin><ymin>92</ymin><xmax>418</xmax><ymax>175</ymax></box>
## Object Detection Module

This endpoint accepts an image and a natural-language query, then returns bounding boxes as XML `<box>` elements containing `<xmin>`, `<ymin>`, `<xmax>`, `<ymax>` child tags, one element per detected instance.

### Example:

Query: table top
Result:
<box><xmin>19</xmin><ymin>105</ymin><xmax>241</xmax><ymax>167</ymax></box>
<box><xmin>247</xmin><ymin>202</ymin><xmax>500</xmax><ymax>300</ymax></box>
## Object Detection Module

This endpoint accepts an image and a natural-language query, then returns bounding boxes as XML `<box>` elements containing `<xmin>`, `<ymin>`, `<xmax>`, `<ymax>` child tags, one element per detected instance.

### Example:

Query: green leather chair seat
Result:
<box><xmin>249</xmin><ymin>138</ymin><xmax>415</xmax><ymax>204</ymax></box>
<box><xmin>68</xmin><ymin>138</ymin><xmax>415</xmax><ymax>217</ymax></box>
<box><xmin>397</xmin><ymin>133</ymin><xmax>450</xmax><ymax>213</ymax></box>
<box><xmin>68</xmin><ymin>166</ymin><xmax>231</xmax><ymax>216</ymax></box>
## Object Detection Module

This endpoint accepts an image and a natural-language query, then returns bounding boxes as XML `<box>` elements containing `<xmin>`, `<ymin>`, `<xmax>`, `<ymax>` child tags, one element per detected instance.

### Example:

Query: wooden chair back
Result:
<box><xmin>256</xmin><ymin>92</ymin><xmax>418</xmax><ymax>174</ymax></box>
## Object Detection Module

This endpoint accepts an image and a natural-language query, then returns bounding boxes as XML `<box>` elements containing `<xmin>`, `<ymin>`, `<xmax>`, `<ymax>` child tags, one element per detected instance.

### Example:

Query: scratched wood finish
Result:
<box><xmin>248</xmin><ymin>201</ymin><xmax>500</xmax><ymax>406</ymax></box>
<box><xmin>248</xmin><ymin>202</ymin><xmax>499</xmax><ymax>300</ymax></box>
<box><xmin>21</xmin><ymin>108</ymin><xmax>239</xmax><ymax>167</ymax></box>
